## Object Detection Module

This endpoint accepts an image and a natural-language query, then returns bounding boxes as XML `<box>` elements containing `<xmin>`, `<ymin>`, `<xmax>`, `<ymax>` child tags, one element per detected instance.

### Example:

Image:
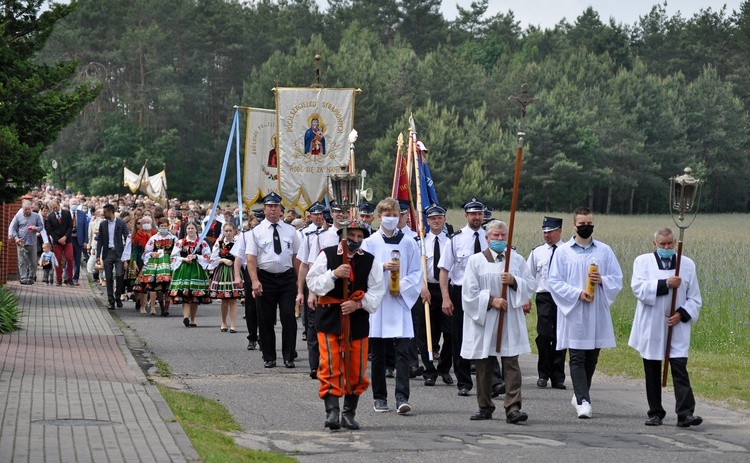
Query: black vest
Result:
<box><xmin>316</xmin><ymin>246</ymin><xmax>375</xmax><ymax>339</ymax></box>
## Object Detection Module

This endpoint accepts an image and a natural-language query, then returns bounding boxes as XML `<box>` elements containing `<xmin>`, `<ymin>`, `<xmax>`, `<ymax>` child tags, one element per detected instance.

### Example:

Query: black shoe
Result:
<box><xmin>264</xmin><ymin>360</ymin><xmax>276</xmax><ymax>368</ymax></box>
<box><xmin>441</xmin><ymin>373</ymin><xmax>454</xmax><ymax>385</ymax></box>
<box><xmin>645</xmin><ymin>416</ymin><xmax>663</xmax><ymax>426</ymax></box>
<box><xmin>409</xmin><ymin>365</ymin><xmax>425</xmax><ymax>378</ymax></box>
<box><xmin>424</xmin><ymin>377</ymin><xmax>436</xmax><ymax>386</ymax></box>
<box><xmin>676</xmin><ymin>415</ymin><xmax>703</xmax><ymax>428</ymax></box>
<box><xmin>341</xmin><ymin>395</ymin><xmax>360</xmax><ymax>430</ymax></box>
<box><xmin>116</xmin><ymin>300</ymin><xmax>123</xmax><ymax>308</ymax></box>
<box><xmin>183</xmin><ymin>317</ymin><xmax>190</xmax><ymax>327</ymax></box>
<box><xmin>491</xmin><ymin>383</ymin><xmax>506</xmax><ymax>398</ymax></box>
<box><xmin>19</xmin><ymin>279</ymin><xmax>29</xmax><ymax>285</ymax></box>
<box><xmin>457</xmin><ymin>388</ymin><xmax>470</xmax><ymax>397</ymax></box>
<box><xmin>470</xmin><ymin>410</ymin><xmax>492</xmax><ymax>421</ymax></box>
<box><xmin>56</xmin><ymin>282</ymin><xmax>62</xmax><ymax>286</ymax></box>
<box><xmin>301</xmin><ymin>332</ymin><xmax>307</xmax><ymax>341</ymax></box>
<box><xmin>135</xmin><ymin>301</ymin><xmax>141</xmax><ymax>311</ymax></box>
<box><xmin>108</xmin><ymin>305</ymin><xmax>115</xmax><ymax>310</ymax></box>
<box><xmin>552</xmin><ymin>383</ymin><xmax>567</xmax><ymax>390</ymax></box>
<box><xmin>506</xmin><ymin>410</ymin><xmax>528</xmax><ymax>424</ymax></box>
<box><xmin>284</xmin><ymin>360</ymin><xmax>295</xmax><ymax>368</ymax></box>
<box><xmin>537</xmin><ymin>378</ymin><xmax>548</xmax><ymax>388</ymax></box>
<box><xmin>385</xmin><ymin>368</ymin><xmax>395</xmax><ymax>378</ymax></box>
<box><xmin>247</xmin><ymin>341</ymin><xmax>256</xmax><ymax>351</ymax></box>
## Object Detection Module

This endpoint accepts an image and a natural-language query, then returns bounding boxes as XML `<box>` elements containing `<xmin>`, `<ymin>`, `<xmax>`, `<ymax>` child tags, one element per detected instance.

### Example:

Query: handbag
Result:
<box><xmin>87</xmin><ymin>254</ymin><xmax>97</xmax><ymax>273</ymax></box>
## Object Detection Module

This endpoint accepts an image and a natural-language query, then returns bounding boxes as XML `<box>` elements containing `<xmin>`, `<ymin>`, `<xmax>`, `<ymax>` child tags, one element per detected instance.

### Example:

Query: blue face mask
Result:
<box><xmin>70</xmin><ymin>205</ymin><xmax>78</xmax><ymax>211</ymax></box>
<box><xmin>656</xmin><ymin>248</ymin><xmax>675</xmax><ymax>259</ymax></box>
<box><xmin>489</xmin><ymin>240</ymin><xmax>507</xmax><ymax>253</ymax></box>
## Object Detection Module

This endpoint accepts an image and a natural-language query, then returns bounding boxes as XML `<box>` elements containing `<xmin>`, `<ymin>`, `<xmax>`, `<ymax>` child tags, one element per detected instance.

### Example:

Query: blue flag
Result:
<box><xmin>418</xmin><ymin>145</ymin><xmax>440</xmax><ymax>224</ymax></box>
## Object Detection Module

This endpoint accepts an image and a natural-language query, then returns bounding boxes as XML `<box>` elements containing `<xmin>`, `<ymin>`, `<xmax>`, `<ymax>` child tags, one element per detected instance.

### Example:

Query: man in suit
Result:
<box><xmin>69</xmin><ymin>198</ymin><xmax>89</xmax><ymax>286</ymax></box>
<box><xmin>97</xmin><ymin>204</ymin><xmax>130</xmax><ymax>310</ymax></box>
<box><xmin>47</xmin><ymin>200</ymin><xmax>74</xmax><ymax>286</ymax></box>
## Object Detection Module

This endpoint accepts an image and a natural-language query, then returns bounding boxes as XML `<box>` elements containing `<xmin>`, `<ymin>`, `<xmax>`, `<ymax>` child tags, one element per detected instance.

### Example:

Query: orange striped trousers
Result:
<box><xmin>317</xmin><ymin>332</ymin><xmax>370</xmax><ymax>398</ymax></box>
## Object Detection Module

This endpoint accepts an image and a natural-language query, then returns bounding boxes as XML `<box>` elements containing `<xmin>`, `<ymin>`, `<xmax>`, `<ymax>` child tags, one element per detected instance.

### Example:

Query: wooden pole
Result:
<box><xmin>412</xmin><ymin>131</ymin><xmax>433</xmax><ymax>361</ymax></box>
<box><xmin>662</xmin><ymin>228</ymin><xmax>684</xmax><ymax>387</ymax></box>
<box><xmin>496</xmin><ymin>85</ymin><xmax>537</xmax><ymax>353</ymax></box>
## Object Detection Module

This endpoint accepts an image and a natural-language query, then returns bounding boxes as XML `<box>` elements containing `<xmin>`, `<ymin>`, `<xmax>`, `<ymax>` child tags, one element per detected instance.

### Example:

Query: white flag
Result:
<box><xmin>276</xmin><ymin>87</ymin><xmax>356</xmax><ymax>209</ymax></box>
<box><xmin>243</xmin><ymin>108</ymin><xmax>279</xmax><ymax>206</ymax></box>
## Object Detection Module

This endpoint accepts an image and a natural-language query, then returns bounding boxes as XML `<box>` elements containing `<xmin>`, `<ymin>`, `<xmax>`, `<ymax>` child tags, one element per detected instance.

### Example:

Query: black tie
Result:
<box><xmin>433</xmin><ymin>235</ymin><xmax>441</xmax><ymax>281</ymax></box>
<box><xmin>56</xmin><ymin>212</ymin><xmax>61</xmax><ymax>220</ymax></box>
<box><xmin>272</xmin><ymin>223</ymin><xmax>282</xmax><ymax>254</ymax></box>
<box><xmin>550</xmin><ymin>243</ymin><xmax>557</xmax><ymax>264</ymax></box>
<box><xmin>473</xmin><ymin>231</ymin><xmax>481</xmax><ymax>253</ymax></box>
<box><xmin>662</xmin><ymin>258</ymin><xmax>671</xmax><ymax>270</ymax></box>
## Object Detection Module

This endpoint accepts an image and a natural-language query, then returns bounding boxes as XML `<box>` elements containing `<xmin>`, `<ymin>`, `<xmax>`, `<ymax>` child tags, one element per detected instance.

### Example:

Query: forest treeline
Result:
<box><xmin>38</xmin><ymin>0</ymin><xmax>750</xmax><ymax>213</ymax></box>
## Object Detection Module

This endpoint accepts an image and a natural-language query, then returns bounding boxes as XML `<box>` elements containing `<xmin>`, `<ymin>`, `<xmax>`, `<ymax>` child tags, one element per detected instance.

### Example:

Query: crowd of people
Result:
<box><xmin>7</xmin><ymin>184</ymin><xmax>704</xmax><ymax>432</ymax></box>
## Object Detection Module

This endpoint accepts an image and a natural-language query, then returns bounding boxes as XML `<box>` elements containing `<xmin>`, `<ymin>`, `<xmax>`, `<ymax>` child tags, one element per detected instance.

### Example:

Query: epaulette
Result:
<box><xmin>448</xmin><ymin>230</ymin><xmax>462</xmax><ymax>239</ymax></box>
<box><xmin>304</xmin><ymin>228</ymin><xmax>319</xmax><ymax>236</ymax></box>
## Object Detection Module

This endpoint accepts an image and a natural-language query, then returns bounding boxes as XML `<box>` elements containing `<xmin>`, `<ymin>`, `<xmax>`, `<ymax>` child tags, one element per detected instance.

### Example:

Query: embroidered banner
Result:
<box><xmin>275</xmin><ymin>87</ymin><xmax>356</xmax><ymax>210</ymax></box>
<box><xmin>243</xmin><ymin>107</ymin><xmax>278</xmax><ymax>207</ymax></box>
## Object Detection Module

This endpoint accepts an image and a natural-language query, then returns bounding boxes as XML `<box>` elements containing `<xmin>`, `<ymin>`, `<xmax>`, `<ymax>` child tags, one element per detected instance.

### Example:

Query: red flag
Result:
<box><xmin>394</xmin><ymin>140</ymin><xmax>417</xmax><ymax>231</ymax></box>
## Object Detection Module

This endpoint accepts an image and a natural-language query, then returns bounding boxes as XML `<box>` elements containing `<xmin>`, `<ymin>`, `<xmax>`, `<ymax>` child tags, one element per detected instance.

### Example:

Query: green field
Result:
<box><xmin>442</xmin><ymin>210</ymin><xmax>750</xmax><ymax>409</ymax></box>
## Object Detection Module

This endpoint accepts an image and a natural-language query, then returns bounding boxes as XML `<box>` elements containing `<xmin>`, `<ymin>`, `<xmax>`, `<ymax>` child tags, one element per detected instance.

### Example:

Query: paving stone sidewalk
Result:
<box><xmin>0</xmin><ymin>275</ymin><xmax>199</xmax><ymax>463</ymax></box>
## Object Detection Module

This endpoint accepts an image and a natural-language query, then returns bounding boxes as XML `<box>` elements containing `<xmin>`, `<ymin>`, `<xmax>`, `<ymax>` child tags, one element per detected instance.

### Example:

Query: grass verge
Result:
<box><xmin>158</xmin><ymin>384</ymin><xmax>297</xmax><ymax>463</ymax></box>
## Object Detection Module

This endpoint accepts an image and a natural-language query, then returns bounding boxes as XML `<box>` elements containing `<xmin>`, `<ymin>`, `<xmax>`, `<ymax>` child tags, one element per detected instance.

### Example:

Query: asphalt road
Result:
<box><xmin>107</xmin><ymin>292</ymin><xmax>750</xmax><ymax>463</ymax></box>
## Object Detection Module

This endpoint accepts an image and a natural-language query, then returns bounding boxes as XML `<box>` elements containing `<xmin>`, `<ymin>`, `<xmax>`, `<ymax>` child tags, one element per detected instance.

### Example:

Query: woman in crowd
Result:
<box><xmin>208</xmin><ymin>222</ymin><xmax>244</xmax><ymax>332</ymax></box>
<box><xmin>138</xmin><ymin>217</ymin><xmax>178</xmax><ymax>316</ymax></box>
<box><xmin>169</xmin><ymin>221</ymin><xmax>211</xmax><ymax>327</ymax></box>
<box><xmin>126</xmin><ymin>216</ymin><xmax>155</xmax><ymax>314</ymax></box>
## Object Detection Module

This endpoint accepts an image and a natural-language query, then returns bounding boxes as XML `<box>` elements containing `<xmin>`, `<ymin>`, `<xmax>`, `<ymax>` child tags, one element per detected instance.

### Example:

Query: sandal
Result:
<box><xmin>220</xmin><ymin>327</ymin><xmax>228</xmax><ymax>332</ymax></box>
<box><xmin>229</xmin><ymin>329</ymin><xmax>237</xmax><ymax>333</ymax></box>
<box><xmin>189</xmin><ymin>323</ymin><xmax>197</xmax><ymax>327</ymax></box>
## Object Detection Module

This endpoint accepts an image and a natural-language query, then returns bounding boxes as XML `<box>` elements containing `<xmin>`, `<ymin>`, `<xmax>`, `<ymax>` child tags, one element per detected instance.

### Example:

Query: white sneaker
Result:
<box><xmin>397</xmin><ymin>402</ymin><xmax>411</xmax><ymax>415</ymax></box>
<box><xmin>576</xmin><ymin>400</ymin><xmax>592</xmax><ymax>419</ymax></box>
<box><xmin>571</xmin><ymin>395</ymin><xmax>577</xmax><ymax>407</ymax></box>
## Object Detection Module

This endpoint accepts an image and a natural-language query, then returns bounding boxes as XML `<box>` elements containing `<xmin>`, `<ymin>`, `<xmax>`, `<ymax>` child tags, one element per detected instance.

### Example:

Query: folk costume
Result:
<box><xmin>307</xmin><ymin>222</ymin><xmax>385</xmax><ymax>430</ymax></box>
<box><xmin>169</xmin><ymin>237</ymin><xmax>211</xmax><ymax>304</ymax></box>
<box><xmin>209</xmin><ymin>236</ymin><xmax>244</xmax><ymax>299</ymax></box>
<box><xmin>461</xmin><ymin>248</ymin><xmax>534</xmax><ymax>422</ymax></box>
<box><xmin>629</xmin><ymin>251</ymin><xmax>702</xmax><ymax>426</ymax></box>
<box><xmin>137</xmin><ymin>233</ymin><xmax>178</xmax><ymax>292</ymax></box>
<box><xmin>125</xmin><ymin>229</ymin><xmax>154</xmax><ymax>292</ymax></box>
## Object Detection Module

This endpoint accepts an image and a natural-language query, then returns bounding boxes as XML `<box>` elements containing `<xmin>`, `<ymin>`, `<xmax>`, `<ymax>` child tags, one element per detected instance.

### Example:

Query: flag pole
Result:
<box><xmin>410</xmin><ymin>118</ymin><xmax>433</xmax><ymax>361</ymax></box>
<box><xmin>496</xmin><ymin>84</ymin><xmax>538</xmax><ymax>353</ymax></box>
<box><xmin>392</xmin><ymin>134</ymin><xmax>404</xmax><ymax>197</ymax></box>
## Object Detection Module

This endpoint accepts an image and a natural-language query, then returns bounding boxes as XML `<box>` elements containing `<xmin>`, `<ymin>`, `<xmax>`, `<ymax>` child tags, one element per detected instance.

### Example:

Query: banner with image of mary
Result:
<box><xmin>243</xmin><ymin>107</ymin><xmax>278</xmax><ymax>207</ymax></box>
<box><xmin>275</xmin><ymin>87</ymin><xmax>357</xmax><ymax>210</ymax></box>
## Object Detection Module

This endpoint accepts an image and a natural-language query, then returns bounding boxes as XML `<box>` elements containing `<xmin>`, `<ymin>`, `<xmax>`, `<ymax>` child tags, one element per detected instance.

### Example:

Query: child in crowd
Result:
<box><xmin>38</xmin><ymin>242</ymin><xmax>59</xmax><ymax>285</ymax></box>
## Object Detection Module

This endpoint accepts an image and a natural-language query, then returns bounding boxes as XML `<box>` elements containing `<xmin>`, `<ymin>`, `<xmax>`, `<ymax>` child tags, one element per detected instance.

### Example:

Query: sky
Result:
<box><xmin>436</xmin><ymin>0</ymin><xmax>744</xmax><ymax>28</ymax></box>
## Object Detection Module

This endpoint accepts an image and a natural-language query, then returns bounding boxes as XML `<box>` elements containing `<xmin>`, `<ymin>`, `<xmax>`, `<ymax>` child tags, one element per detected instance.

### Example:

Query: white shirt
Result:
<box><xmin>526</xmin><ymin>240</ymin><xmax>563</xmax><ymax>293</ymax></box>
<box><xmin>107</xmin><ymin>219</ymin><xmax>116</xmax><ymax>249</ymax></box>
<box><xmin>306</xmin><ymin>244</ymin><xmax>386</xmax><ymax>314</ymax></box>
<box><xmin>437</xmin><ymin>225</ymin><xmax>487</xmax><ymax>286</ymax></box>
<box><xmin>296</xmin><ymin>223</ymin><xmax>320</xmax><ymax>264</ymax></box>
<box><xmin>306</xmin><ymin>227</ymin><xmax>340</xmax><ymax>265</ymax></box>
<box><xmin>246</xmin><ymin>219</ymin><xmax>300</xmax><ymax>273</ymax></box>
<box><xmin>424</xmin><ymin>230</ymin><xmax>448</xmax><ymax>284</ymax></box>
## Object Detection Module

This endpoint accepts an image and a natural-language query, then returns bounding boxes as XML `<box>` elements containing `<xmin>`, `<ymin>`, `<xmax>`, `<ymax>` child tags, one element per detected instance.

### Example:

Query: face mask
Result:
<box><xmin>576</xmin><ymin>224</ymin><xmax>594</xmax><ymax>239</ymax></box>
<box><xmin>70</xmin><ymin>205</ymin><xmax>78</xmax><ymax>211</ymax></box>
<box><xmin>346</xmin><ymin>239</ymin><xmax>361</xmax><ymax>253</ymax></box>
<box><xmin>142</xmin><ymin>223</ymin><xmax>152</xmax><ymax>231</ymax></box>
<box><xmin>380</xmin><ymin>216</ymin><xmax>399</xmax><ymax>231</ymax></box>
<box><xmin>489</xmin><ymin>240</ymin><xmax>507</xmax><ymax>253</ymax></box>
<box><xmin>656</xmin><ymin>248</ymin><xmax>675</xmax><ymax>259</ymax></box>
<box><xmin>158</xmin><ymin>228</ymin><xmax>169</xmax><ymax>235</ymax></box>
<box><xmin>82</xmin><ymin>208</ymin><xmax>88</xmax><ymax>214</ymax></box>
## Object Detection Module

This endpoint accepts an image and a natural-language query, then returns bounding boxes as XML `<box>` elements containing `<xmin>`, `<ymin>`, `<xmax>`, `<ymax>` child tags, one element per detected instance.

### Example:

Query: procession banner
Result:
<box><xmin>242</xmin><ymin>107</ymin><xmax>278</xmax><ymax>207</ymax></box>
<box><xmin>123</xmin><ymin>166</ymin><xmax>147</xmax><ymax>193</ymax></box>
<box><xmin>144</xmin><ymin>170</ymin><xmax>168</xmax><ymax>206</ymax></box>
<box><xmin>275</xmin><ymin>87</ymin><xmax>357</xmax><ymax>210</ymax></box>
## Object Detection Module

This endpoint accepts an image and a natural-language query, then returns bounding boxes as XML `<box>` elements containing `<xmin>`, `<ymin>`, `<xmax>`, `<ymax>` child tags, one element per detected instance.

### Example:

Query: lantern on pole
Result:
<box><xmin>662</xmin><ymin>167</ymin><xmax>702</xmax><ymax>387</ymax></box>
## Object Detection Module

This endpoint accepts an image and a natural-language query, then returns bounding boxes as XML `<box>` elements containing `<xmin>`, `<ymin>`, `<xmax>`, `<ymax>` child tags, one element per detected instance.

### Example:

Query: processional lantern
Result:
<box><xmin>328</xmin><ymin>172</ymin><xmax>359</xmax><ymax>216</ymax></box>
<box><xmin>669</xmin><ymin>167</ymin><xmax>702</xmax><ymax>226</ymax></box>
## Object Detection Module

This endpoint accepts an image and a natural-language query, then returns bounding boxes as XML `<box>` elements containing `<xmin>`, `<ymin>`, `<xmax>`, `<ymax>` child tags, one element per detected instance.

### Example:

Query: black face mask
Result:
<box><xmin>576</xmin><ymin>224</ymin><xmax>594</xmax><ymax>239</ymax></box>
<box><xmin>346</xmin><ymin>239</ymin><xmax>361</xmax><ymax>253</ymax></box>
